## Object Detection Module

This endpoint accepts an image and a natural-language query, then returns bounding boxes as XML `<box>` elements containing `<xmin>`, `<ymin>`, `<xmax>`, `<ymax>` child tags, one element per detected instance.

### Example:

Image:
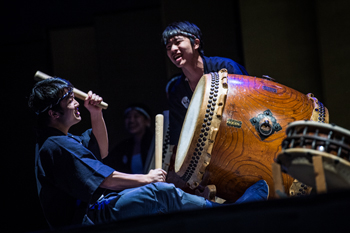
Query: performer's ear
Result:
<box><xmin>48</xmin><ymin>109</ymin><xmax>60</xmax><ymax>119</ymax></box>
<box><xmin>194</xmin><ymin>38</ymin><xmax>200</xmax><ymax>50</ymax></box>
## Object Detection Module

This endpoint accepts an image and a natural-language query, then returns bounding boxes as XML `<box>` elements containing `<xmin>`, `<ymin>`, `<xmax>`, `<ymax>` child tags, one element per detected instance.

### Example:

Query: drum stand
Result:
<box><xmin>311</xmin><ymin>155</ymin><xmax>327</xmax><ymax>193</ymax></box>
<box><xmin>195</xmin><ymin>185</ymin><xmax>217</xmax><ymax>202</ymax></box>
<box><xmin>272</xmin><ymin>155</ymin><xmax>327</xmax><ymax>198</ymax></box>
<box><xmin>194</xmin><ymin>185</ymin><xmax>226</xmax><ymax>203</ymax></box>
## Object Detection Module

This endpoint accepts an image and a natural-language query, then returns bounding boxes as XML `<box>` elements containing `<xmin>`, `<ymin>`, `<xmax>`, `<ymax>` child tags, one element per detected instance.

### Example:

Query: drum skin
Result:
<box><xmin>175</xmin><ymin>72</ymin><xmax>318</xmax><ymax>202</ymax></box>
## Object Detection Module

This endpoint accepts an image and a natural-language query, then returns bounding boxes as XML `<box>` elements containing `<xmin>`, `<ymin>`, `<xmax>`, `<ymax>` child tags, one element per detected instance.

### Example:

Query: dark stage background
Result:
<box><xmin>2</xmin><ymin>0</ymin><xmax>349</xmax><ymax>232</ymax></box>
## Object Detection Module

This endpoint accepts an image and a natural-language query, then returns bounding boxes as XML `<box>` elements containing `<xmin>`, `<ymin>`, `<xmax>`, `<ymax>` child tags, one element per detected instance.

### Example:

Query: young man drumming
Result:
<box><xmin>163</xmin><ymin>21</ymin><xmax>248</xmax><ymax>146</ymax></box>
<box><xmin>29</xmin><ymin>77</ymin><xmax>267</xmax><ymax>229</ymax></box>
<box><xmin>162</xmin><ymin>21</ymin><xmax>268</xmax><ymax>198</ymax></box>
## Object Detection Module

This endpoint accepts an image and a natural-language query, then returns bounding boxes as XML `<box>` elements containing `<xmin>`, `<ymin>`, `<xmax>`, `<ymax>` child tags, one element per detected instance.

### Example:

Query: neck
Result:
<box><xmin>182</xmin><ymin>55</ymin><xmax>204</xmax><ymax>91</ymax></box>
<box><xmin>133</xmin><ymin>130</ymin><xmax>146</xmax><ymax>144</ymax></box>
<box><xmin>48</xmin><ymin>122</ymin><xmax>69</xmax><ymax>135</ymax></box>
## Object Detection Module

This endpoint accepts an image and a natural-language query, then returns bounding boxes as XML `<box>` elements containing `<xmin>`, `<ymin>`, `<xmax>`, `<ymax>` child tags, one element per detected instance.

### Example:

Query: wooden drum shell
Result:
<box><xmin>175</xmin><ymin>70</ymin><xmax>319</xmax><ymax>202</ymax></box>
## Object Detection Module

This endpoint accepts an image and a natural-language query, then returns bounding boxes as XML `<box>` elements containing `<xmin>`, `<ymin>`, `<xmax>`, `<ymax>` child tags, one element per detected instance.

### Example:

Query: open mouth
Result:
<box><xmin>173</xmin><ymin>53</ymin><xmax>182</xmax><ymax>62</ymax></box>
<box><xmin>74</xmin><ymin>108</ymin><xmax>80</xmax><ymax>118</ymax></box>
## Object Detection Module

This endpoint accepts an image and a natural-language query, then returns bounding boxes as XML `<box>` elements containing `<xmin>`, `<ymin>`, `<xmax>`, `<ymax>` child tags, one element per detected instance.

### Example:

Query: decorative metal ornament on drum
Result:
<box><xmin>174</xmin><ymin>69</ymin><xmax>329</xmax><ymax>202</ymax></box>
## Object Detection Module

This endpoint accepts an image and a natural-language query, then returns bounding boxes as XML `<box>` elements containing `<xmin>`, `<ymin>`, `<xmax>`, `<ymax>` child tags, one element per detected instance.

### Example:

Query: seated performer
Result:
<box><xmin>104</xmin><ymin>104</ymin><xmax>153</xmax><ymax>174</ymax></box>
<box><xmin>162</xmin><ymin>21</ymin><xmax>249</xmax><ymax>146</ymax></box>
<box><xmin>29</xmin><ymin>78</ymin><xmax>268</xmax><ymax>229</ymax></box>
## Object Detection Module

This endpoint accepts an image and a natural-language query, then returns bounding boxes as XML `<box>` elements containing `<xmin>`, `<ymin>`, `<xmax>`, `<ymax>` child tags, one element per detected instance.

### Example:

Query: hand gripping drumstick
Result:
<box><xmin>155</xmin><ymin>114</ymin><xmax>164</xmax><ymax>169</ymax></box>
<box><xmin>34</xmin><ymin>71</ymin><xmax>108</xmax><ymax>109</ymax></box>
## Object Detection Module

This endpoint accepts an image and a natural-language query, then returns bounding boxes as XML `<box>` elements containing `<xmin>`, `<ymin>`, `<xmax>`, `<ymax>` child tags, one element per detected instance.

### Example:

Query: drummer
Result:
<box><xmin>162</xmin><ymin>20</ymin><xmax>249</xmax><ymax>146</ymax></box>
<box><xmin>162</xmin><ymin>21</ymin><xmax>268</xmax><ymax>197</ymax></box>
<box><xmin>29</xmin><ymin>78</ymin><xmax>268</xmax><ymax>229</ymax></box>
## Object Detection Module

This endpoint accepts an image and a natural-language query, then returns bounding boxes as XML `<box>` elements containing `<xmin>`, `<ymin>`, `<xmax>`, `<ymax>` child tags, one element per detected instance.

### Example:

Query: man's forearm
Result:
<box><xmin>100</xmin><ymin>169</ymin><xmax>167</xmax><ymax>191</ymax></box>
<box><xmin>90</xmin><ymin>112</ymin><xmax>109</xmax><ymax>159</ymax></box>
<box><xmin>100</xmin><ymin>171</ymin><xmax>151</xmax><ymax>190</ymax></box>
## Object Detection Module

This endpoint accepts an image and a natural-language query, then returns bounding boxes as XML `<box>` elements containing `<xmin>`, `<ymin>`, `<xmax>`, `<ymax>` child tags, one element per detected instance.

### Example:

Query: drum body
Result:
<box><xmin>175</xmin><ymin>70</ymin><xmax>326</xmax><ymax>201</ymax></box>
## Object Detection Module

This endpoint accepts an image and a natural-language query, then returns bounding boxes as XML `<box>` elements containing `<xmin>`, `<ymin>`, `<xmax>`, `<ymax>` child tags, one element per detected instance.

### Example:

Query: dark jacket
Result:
<box><xmin>167</xmin><ymin>56</ymin><xmax>248</xmax><ymax>145</ymax></box>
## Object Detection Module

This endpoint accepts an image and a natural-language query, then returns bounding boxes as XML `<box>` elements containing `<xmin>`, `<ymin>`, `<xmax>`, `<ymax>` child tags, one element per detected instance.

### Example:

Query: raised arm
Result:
<box><xmin>100</xmin><ymin>168</ymin><xmax>167</xmax><ymax>191</ymax></box>
<box><xmin>84</xmin><ymin>91</ymin><xmax>109</xmax><ymax>159</ymax></box>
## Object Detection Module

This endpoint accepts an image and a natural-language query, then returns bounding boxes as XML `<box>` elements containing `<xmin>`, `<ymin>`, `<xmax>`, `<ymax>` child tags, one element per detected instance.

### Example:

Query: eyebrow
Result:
<box><xmin>65</xmin><ymin>92</ymin><xmax>75</xmax><ymax>101</ymax></box>
<box><xmin>173</xmin><ymin>36</ymin><xmax>184</xmax><ymax>41</ymax></box>
<box><xmin>168</xmin><ymin>36</ymin><xmax>184</xmax><ymax>43</ymax></box>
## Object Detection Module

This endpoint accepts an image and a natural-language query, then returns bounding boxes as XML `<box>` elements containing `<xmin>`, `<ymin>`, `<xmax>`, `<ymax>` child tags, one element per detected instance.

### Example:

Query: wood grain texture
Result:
<box><xmin>203</xmin><ymin>75</ymin><xmax>314</xmax><ymax>201</ymax></box>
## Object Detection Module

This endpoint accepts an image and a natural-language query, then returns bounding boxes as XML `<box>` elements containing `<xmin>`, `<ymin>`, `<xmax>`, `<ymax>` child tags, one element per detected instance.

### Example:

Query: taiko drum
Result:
<box><xmin>174</xmin><ymin>69</ymin><xmax>328</xmax><ymax>201</ymax></box>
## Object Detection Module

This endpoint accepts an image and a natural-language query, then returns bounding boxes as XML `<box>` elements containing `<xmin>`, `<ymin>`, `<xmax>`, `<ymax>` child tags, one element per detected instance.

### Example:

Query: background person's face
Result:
<box><xmin>125</xmin><ymin>109</ymin><xmax>150</xmax><ymax>136</ymax></box>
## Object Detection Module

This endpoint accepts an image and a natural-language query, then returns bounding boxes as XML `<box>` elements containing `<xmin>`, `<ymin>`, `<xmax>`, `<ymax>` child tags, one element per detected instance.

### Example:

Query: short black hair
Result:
<box><xmin>28</xmin><ymin>78</ymin><xmax>73</xmax><ymax>126</ymax></box>
<box><xmin>162</xmin><ymin>21</ymin><xmax>204</xmax><ymax>56</ymax></box>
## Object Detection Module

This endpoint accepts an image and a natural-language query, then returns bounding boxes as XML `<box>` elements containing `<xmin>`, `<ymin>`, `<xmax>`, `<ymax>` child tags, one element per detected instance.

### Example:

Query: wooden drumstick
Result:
<box><xmin>155</xmin><ymin>114</ymin><xmax>164</xmax><ymax>169</ymax></box>
<box><xmin>34</xmin><ymin>71</ymin><xmax>108</xmax><ymax>109</ymax></box>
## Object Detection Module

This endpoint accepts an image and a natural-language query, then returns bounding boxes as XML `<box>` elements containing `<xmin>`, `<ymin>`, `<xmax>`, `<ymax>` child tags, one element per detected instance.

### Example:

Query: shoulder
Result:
<box><xmin>38</xmin><ymin>136</ymin><xmax>68</xmax><ymax>163</ymax></box>
<box><xmin>204</xmin><ymin>56</ymin><xmax>235</xmax><ymax>63</ymax></box>
<box><xmin>41</xmin><ymin>136</ymin><xmax>66</xmax><ymax>150</ymax></box>
<box><xmin>166</xmin><ymin>74</ymin><xmax>191</xmax><ymax>102</ymax></box>
<box><xmin>40</xmin><ymin>135</ymin><xmax>81</xmax><ymax>156</ymax></box>
<box><xmin>166</xmin><ymin>74</ymin><xmax>184</xmax><ymax>95</ymax></box>
<box><xmin>80</xmin><ymin>128</ymin><xmax>93</xmax><ymax>137</ymax></box>
<box><xmin>203</xmin><ymin>56</ymin><xmax>248</xmax><ymax>75</ymax></box>
<box><xmin>203</xmin><ymin>56</ymin><xmax>236</xmax><ymax>67</ymax></box>
<box><xmin>77</xmin><ymin>129</ymin><xmax>95</xmax><ymax>147</ymax></box>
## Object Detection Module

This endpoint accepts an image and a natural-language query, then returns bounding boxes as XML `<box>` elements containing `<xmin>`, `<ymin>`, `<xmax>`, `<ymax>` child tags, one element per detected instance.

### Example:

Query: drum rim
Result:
<box><xmin>279</xmin><ymin>147</ymin><xmax>350</xmax><ymax>166</ymax></box>
<box><xmin>278</xmin><ymin>147</ymin><xmax>350</xmax><ymax>188</ymax></box>
<box><xmin>174</xmin><ymin>70</ymin><xmax>229</xmax><ymax>189</ymax></box>
<box><xmin>287</xmin><ymin>120</ymin><xmax>350</xmax><ymax>137</ymax></box>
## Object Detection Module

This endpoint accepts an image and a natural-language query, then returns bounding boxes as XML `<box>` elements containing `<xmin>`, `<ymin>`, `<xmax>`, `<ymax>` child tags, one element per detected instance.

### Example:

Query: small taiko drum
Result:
<box><xmin>174</xmin><ymin>69</ymin><xmax>329</xmax><ymax>201</ymax></box>
<box><xmin>277</xmin><ymin>121</ymin><xmax>350</xmax><ymax>191</ymax></box>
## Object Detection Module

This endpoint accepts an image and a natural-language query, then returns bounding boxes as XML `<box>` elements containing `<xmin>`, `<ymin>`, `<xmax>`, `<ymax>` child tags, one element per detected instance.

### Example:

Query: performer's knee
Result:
<box><xmin>152</xmin><ymin>182</ymin><xmax>177</xmax><ymax>193</ymax></box>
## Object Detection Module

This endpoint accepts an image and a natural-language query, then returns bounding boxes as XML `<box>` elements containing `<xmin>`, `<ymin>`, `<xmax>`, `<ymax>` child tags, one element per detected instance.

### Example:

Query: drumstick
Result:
<box><xmin>155</xmin><ymin>114</ymin><xmax>164</xmax><ymax>169</ymax></box>
<box><xmin>34</xmin><ymin>71</ymin><xmax>108</xmax><ymax>109</ymax></box>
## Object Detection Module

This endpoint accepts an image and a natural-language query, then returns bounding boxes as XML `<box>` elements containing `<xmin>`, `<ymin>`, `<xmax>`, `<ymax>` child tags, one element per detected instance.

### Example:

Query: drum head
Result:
<box><xmin>278</xmin><ymin>148</ymin><xmax>350</xmax><ymax>190</ymax></box>
<box><xmin>175</xmin><ymin>77</ymin><xmax>206</xmax><ymax>172</ymax></box>
<box><xmin>174</xmin><ymin>71</ymin><xmax>228</xmax><ymax>189</ymax></box>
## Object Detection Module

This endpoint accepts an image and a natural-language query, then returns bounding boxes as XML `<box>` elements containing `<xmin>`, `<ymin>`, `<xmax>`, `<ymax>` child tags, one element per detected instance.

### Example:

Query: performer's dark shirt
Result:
<box><xmin>35</xmin><ymin>127</ymin><xmax>114</xmax><ymax>228</ymax></box>
<box><xmin>167</xmin><ymin>56</ymin><xmax>248</xmax><ymax>145</ymax></box>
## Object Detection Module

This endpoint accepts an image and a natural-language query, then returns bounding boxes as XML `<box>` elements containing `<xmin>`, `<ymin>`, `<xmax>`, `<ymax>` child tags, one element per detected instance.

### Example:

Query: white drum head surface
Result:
<box><xmin>175</xmin><ymin>78</ymin><xmax>206</xmax><ymax>172</ymax></box>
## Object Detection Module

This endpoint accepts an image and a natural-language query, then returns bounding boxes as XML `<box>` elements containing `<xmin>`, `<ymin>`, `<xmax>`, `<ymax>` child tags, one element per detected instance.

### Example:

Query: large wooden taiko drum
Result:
<box><xmin>174</xmin><ymin>69</ymin><xmax>329</xmax><ymax>202</ymax></box>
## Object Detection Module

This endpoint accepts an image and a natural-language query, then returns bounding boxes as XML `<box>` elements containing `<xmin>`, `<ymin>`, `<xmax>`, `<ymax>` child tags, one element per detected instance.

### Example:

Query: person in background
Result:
<box><xmin>104</xmin><ymin>104</ymin><xmax>153</xmax><ymax>174</ymax></box>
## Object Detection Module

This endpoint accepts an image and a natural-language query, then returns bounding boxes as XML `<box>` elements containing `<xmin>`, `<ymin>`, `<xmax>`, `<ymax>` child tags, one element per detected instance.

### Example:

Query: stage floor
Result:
<box><xmin>45</xmin><ymin>189</ymin><xmax>350</xmax><ymax>233</ymax></box>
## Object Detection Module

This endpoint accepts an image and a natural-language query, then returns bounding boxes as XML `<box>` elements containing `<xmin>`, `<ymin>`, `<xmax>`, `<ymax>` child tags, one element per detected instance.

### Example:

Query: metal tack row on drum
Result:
<box><xmin>175</xmin><ymin>70</ymin><xmax>228</xmax><ymax>188</ymax></box>
<box><xmin>173</xmin><ymin>69</ymin><xmax>330</xmax><ymax>202</ymax></box>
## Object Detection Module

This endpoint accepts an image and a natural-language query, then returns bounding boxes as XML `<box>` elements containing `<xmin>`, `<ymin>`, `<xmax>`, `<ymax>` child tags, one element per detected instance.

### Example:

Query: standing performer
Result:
<box><xmin>29</xmin><ymin>78</ymin><xmax>268</xmax><ymax>229</ymax></box>
<box><xmin>162</xmin><ymin>21</ymin><xmax>248</xmax><ymax>146</ymax></box>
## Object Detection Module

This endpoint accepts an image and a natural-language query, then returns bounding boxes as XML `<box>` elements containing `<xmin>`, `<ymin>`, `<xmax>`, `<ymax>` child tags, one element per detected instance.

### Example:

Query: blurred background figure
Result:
<box><xmin>104</xmin><ymin>104</ymin><xmax>153</xmax><ymax>174</ymax></box>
